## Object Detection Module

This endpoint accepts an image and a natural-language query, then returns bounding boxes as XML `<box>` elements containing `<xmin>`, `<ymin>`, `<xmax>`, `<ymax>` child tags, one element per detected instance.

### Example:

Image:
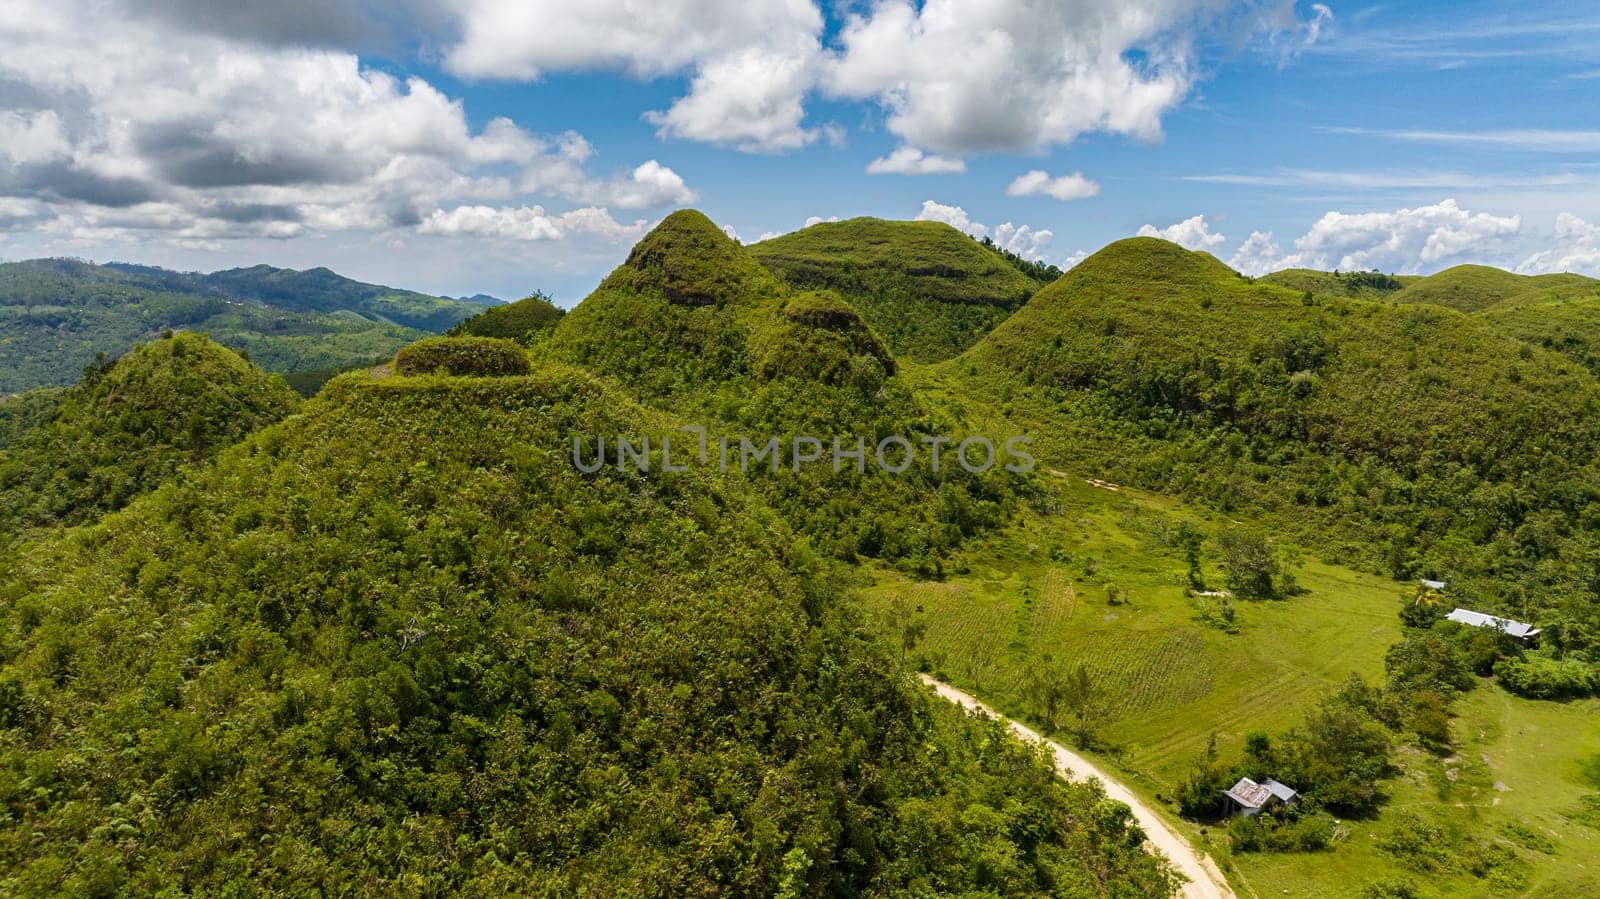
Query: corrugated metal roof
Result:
<box><xmin>1262</xmin><ymin>779</ymin><xmax>1298</xmax><ymax>802</ymax></box>
<box><xmin>1446</xmin><ymin>608</ymin><xmax>1541</xmax><ymax>639</ymax></box>
<box><xmin>1223</xmin><ymin>778</ymin><xmax>1271</xmax><ymax>809</ymax></box>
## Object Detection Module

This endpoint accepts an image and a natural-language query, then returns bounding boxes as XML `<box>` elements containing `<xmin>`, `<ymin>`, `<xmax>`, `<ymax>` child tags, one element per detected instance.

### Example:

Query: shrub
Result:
<box><xmin>1227</xmin><ymin>810</ymin><xmax>1337</xmax><ymax>852</ymax></box>
<box><xmin>394</xmin><ymin>336</ymin><xmax>531</xmax><ymax>377</ymax></box>
<box><xmin>1493</xmin><ymin>655</ymin><xmax>1598</xmax><ymax>699</ymax></box>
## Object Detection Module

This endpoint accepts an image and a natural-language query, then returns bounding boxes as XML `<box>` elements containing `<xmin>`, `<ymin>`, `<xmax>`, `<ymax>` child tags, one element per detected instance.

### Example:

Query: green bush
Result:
<box><xmin>394</xmin><ymin>336</ymin><xmax>531</xmax><ymax>377</ymax></box>
<box><xmin>1227</xmin><ymin>809</ymin><xmax>1337</xmax><ymax>852</ymax></box>
<box><xmin>1494</xmin><ymin>655</ymin><xmax>1598</xmax><ymax>699</ymax></box>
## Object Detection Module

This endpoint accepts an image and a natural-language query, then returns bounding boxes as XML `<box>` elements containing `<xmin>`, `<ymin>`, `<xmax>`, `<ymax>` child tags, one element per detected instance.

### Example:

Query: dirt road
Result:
<box><xmin>918</xmin><ymin>674</ymin><xmax>1236</xmax><ymax>899</ymax></box>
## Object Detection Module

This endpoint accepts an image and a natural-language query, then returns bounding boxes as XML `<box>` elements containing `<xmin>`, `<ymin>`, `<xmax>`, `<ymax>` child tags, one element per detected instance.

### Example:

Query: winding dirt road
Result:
<box><xmin>918</xmin><ymin>675</ymin><xmax>1236</xmax><ymax>899</ymax></box>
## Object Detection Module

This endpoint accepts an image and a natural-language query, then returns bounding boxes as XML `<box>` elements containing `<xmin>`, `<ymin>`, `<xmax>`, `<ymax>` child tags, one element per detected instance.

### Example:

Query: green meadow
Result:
<box><xmin>862</xmin><ymin>467</ymin><xmax>1600</xmax><ymax>897</ymax></box>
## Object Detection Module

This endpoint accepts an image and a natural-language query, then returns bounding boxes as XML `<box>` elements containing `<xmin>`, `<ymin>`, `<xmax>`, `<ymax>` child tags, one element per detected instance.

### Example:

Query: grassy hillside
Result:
<box><xmin>542</xmin><ymin>210</ymin><xmax>1028</xmax><ymax>573</ymax></box>
<box><xmin>447</xmin><ymin>292</ymin><xmax>564</xmax><ymax>344</ymax></box>
<box><xmin>0</xmin><ymin>333</ymin><xmax>298</xmax><ymax>535</ymax></box>
<box><xmin>1259</xmin><ymin>268</ymin><xmax>1414</xmax><ymax>299</ymax></box>
<box><xmin>1479</xmin><ymin>287</ymin><xmax>1600</xmax><ymax>377</ymax></box>
<box><xmin>1393</xmin><ymin>264</ymin><xmax>1597</xmax><ymax>312</ymax></box>
<box><xmin>957</xmin><ymin>237</ymin><xmax>1600</xmax><ymax>648</ymax></box>
<box><xmin>0</xmin><ymin>364</ymin><xmax>1174</xmax><ymax>896</ymax></box>
<box><xmin>0</xmin><ymin>259</ymin><xmax>481</xmax><ymax>392</ymax></box>
<box><xmin>751</xmin><ymin>218</ymin><xmax>1040</xmax><ymax>362</ymax></box>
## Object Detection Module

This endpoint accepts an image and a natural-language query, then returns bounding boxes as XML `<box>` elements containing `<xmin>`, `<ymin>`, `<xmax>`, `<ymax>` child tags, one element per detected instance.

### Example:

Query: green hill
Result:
<box><xmin>107</xmin><ymin>262</ymin><xmax>492</xmax><ymax>332</ymax></box>
<box><xmin>0</xmin><ymin>259</ymin><xmax>487</xmax><ymax>392</ymax></box>
<box><xmin>1258</xmin><ymin>268</ymin><xmax>1414</xmax><ymax>299</ymax></box>
<box><xmin>957</xmin><ymin>237</ymin><xmax>1600</xmax><ymax>639</ymax></box>
<box><xmin>541</xmin><ymin>211</ymin><xmax>1027</xmax><ymax>571</ymax></box>
<box><xmin>1480</xmin><ymin>290</ymin><xmax>1600</xmax><ymax>376</ymax></box>
<box><xmin>1392</xmin><ymin>264</ymin><xmax>1597</xmax><ymax>312</ymax></box>
<box><xmin>447</xmin><ymin>292</ymin><xmax>564</xmax><ymax>344</ymax></box>
<box><xmin>0</xmin><ymin>333</ymin><xmax>298</xmax><ymax>534</ymax></box>
<box><xmin>751</xmin><ymin>218</ymin><xmax>1040</xmax><ymax>362</ymax></box>
<box><xmin>0</xmin><ymin>388</ymin><xmax>67</xmax><ymax>450</ymax></box>
<box><xmin>0</xmin><ymin>364</ymin><xmax>1172</xmax><ymax>896</ymax></box>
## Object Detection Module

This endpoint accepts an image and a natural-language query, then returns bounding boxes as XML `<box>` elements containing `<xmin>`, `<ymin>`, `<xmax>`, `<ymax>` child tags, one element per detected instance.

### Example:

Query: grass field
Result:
<box><xmin>860</xmin><ymin>473</ymin><xmax>1402</xmax><ymax>786</ymax></box>
<box><xmin>859</xmin><ymin>470</ymin><xmax>1600</xmax><ymax>896</ymax></box>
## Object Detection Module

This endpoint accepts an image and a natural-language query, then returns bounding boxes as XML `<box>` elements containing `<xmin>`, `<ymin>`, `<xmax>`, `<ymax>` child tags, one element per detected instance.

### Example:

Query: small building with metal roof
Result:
<box><xmin>1445</xmin><ymin>608</ymin><xmax>1541</xmax><ymax>643</ymax></box>
<box><xmin>1222</xmin><ymin>777</ymin><xmax>1299</xmax><ymax>817</ymax></box>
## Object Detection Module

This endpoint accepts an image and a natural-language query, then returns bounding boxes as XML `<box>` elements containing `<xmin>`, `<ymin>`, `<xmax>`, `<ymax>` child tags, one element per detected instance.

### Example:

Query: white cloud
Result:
<box><xmin>613</xmin><ymin>160</ymin><xmax>697</xmax><ymax>207</ymax></box>
<box><xmin>441</xmin><ymin>1</ymin><xmax>1321</xmax><ymax>156</ymax></box>
<box><xmin>992</xmin><ymin>221</ymin><xmax>1054</xmax><ymax>260</ymax></box>
<box><xmin>0</xmin><ymin>0</ymin><xmax>694</xmax><ymax>251</ymax></box>
<box><xmin>827</xmin><ymin>0</ymin><xmax>1207</xmax><ymax>154</ymax></box>
<box><xmin>1006</xmin><ymin>170</ymin><xmax>1101</xmax><ymax>201</ymax></box>
<box><xmin>1517</xmin><ymin>213</ymin><xmax>1600</xmax><ymax>275</ymax></box>
<box><xmin>1228</xmin><ymin>230</ymin><xmax>1290</xmax><ymax>276</ymax></box>
<box><xmin>1061</xmin><ymin>249</ymin><xmax>1090</xmax><ymax>269</ymax></box>
<box><xmin>1304</xmin><ymin>3</ymin><xmax>1334</xmax><ymax>46</ymax></box>
<box><xmin>446</xmin><ymin>0</ymin><xmax>825</xmax><ymax>154</ymax></box>
<box><xmin>866</xmin><ymin>146</ymin><xmax>966</xmax><ymax>175</ymax></box>
<box><xmin>914</xmin><ymin>200</ymin><xmax>1054</xmax><ymax>261</ymax></box>
<box><xmin>1138</xmin><ymin>214</ymin><xmax>1226</xmax><ymax>250</ymax></box>
<box><xmin>418</xmin><ymin>204</ymin><xmax>649</xmax><ymax>242</ymax></box>
<box><xmin>642</xmin><ymin>38</ymin><xmax>822</xmax><ymax>152</ymax></box>
<box><xmin>804</xmin><ymin>215</ymin><xmax>840</xmax><ymax>227</ymax></box>
<box><xmin>1226</xmin><ymin>199</ymin><xmax>1525</xmax><ymax>275</ymax></box>
<box><xmin>915</xmin><ymin>200</ymin><xmax>986</xmax><ymax>238</ymax></box>
<box><xmin>1325</xmin><ymin>127</ymin><xmax>1600</xmax><ymax>153</ymax></box>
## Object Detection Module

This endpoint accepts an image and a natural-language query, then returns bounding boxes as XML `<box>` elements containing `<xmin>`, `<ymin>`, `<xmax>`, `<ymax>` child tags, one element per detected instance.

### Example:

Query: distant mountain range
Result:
<box><xmin>0</xmin><ymin>258</ymin><xmax>502</xmax><ymax>393</ymax></box>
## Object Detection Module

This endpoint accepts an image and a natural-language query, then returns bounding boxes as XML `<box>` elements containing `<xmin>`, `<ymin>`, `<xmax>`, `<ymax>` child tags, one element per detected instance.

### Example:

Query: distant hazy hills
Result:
<box><xmin>0</xmin><ymin>258</ymin><xmax>498</xmax><ymax>393</ymax></box>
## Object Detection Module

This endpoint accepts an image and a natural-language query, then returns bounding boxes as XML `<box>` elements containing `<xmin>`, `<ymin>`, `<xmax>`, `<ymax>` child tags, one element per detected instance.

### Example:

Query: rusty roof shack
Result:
<box><xmin>1222</xmin><ymin>777</ymin><xmax>1299</xmax><ymax>817</ymax></box>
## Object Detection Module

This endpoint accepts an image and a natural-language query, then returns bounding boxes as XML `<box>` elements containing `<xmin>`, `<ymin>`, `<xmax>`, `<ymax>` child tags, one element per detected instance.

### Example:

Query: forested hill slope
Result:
<box><xmin>541</xmin><ymin>210</ymin><xmax>1025</xmax><ymax>572</ymax></box>
<box><xmin>0</xmin><ymin>258</ymin><xmax>486</xmax><ymax>392</ymax></box>
<box><xmin>448</xmin><ymin>292</ymin><xmax>564</xmax><ymax>344</ymax></box>
<box><xmin>751</xmin><ymin>218</ymin><xmax>1041</xmax><ymax>361</ymax></box>
<box><xmin>0</xmin><ymin>363</ymin><xmax>1173</xmax><ymax>896</ymax></box>
<box><xmin>108</xmin><ymin>262</ymin><xmax>492</xmax><ymax>331</ymax></box>
<box><xmin>960</xmin><ymin>237</ymin><xmax>1600</xmax><ymax>643</ymax></box>
<box><xmin>0</xmin><ymin>332</ymin><xmax>298</xmax><ymax>535</ymax></box>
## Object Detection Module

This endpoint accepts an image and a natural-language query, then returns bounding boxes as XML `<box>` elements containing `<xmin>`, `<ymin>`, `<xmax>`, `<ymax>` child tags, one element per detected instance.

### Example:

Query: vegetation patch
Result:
<box><xmin>394</xmin><ymin>336</ymin><xmax>532</xmax><ymax>377</ymax></box>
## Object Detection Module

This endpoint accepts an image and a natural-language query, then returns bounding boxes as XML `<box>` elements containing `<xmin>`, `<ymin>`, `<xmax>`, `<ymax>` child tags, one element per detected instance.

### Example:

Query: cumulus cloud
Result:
<box><xmin>1139</xmin><ymin>214</ymin><xmax>1226</xmax><ymax>250</ymax></box>
<box><xmin>0</xmin><ymin>0</ymin><xmax>694</xmax><ymax>251</ymax></box>
<box><xmin>827</xmin><ymin>0</ymin><xmax>1207</xmax><ymax>154</ymax></box>
<box><xmin>1228</xmin><ymin>231</ymin><xmax>1290</xmax><ymax>276</ymax></box>
<box><xmin>419</xmin><ymin>204</ymin><xmax>649</xmax><ymax>242</ymax></box>
<box><xmin>866</xmin><ymin>146</ymin><xmax>966</xmax><ymax>175</ymax></box>
<box><xmin>1005</xmin><ymin>170</ymin><xmax>1101</xmax><ymax>201</ymax></box>
<box><xmin>1517</xmin><ymin>213</ymin><xmax>1600</xmax><ymax>275</ymax></box>
<box><xmin>804</xmin><ymin>215</ymin><xmax>840</xmax><ymax>227</ymax></box>
<box><xmin>1226</xmin><ymin>199</ymin><xmax>1525</xmax><ymax>275</ymax></box>
<box><xmin>438</xmin><ymin>1</ymin><xmax>1324</xmax><ymax>156</ymax></box>
<box><xmin>915</xmin><ymin>200</ymin><xmax>1055</xmax><ymax>261</ymax></box>
<box><xmin>448</xmin><ymin>0</ymin><xmax>825</xmax><ymax>153</ymax></box>
<box><xmin>992</xmin><ymin>222</ymin><xmax>1054</xmax><ymax>260</ymax></box>
<box><xmin>915</xmin><ymin>200</ymin><xmax>985</xmax><ymax>236</ymax></box>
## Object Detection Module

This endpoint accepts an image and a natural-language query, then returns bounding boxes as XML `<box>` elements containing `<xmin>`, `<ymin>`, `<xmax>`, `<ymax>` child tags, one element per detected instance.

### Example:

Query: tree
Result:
<box><xmin>1025</xmin><ymin>660</ymin><xmax>1071</xmax><ymax>733</ymax></box>
<box><xmin>1218</xmin><ymin>529</ymin><xmax>1283</xmax><ymax>599</ymax></box>
<box><xmin>888</xmin><ymin>596</ymin><xmax>927</xmax><ymax>665</ymax></box>
<box><xmin>1061</xmin><ymin>662</ymin><xmax>1105</xmax><ymax>746</ymax></box>
<box><xmin>1175</xmin><ymin>521</ymin><xmax>1206</xmax><ymax>590</ymax></box>
<box><xmin>1399</xmin><ymin>583</ymin><xmax>1447</xmax><ymax>628</ymax></box>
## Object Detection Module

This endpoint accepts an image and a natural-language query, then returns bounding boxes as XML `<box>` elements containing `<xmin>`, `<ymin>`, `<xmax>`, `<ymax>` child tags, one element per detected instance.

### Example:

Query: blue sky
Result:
<box><xmin>1</xmin><ymin>0</ymin><xmax>1597</xmax><ymax>302</ymax></box>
